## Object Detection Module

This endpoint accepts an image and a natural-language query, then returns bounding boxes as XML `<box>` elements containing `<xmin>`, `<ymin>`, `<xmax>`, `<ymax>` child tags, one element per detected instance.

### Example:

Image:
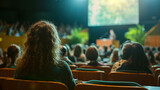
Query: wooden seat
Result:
<box><xmin>80</xmin><ymin>65</ymin><xmax>111</xmax><ymax>80</ymax></box>
<box><xmin>152</xmin><ymin>65</ymin><xmax>160</xmax><ymax>71</ymax></box>
<box><xmin>108</xmin><ymin>72</ymin><xmax>155</xmax><ymax>86</ymax></box>
<box><xmin>0</xmin><ymin>77</ymin><xmax>7</xmax><ymax>90</ymax></box>
<box><xmin>155</xmin><ymin>68</ymin><xmax>160</xmax><ymax>85</ymax></box>
<box><xmin>0</xmin><ymin>68</ymin><xmax>15</xmax><ymax>77</ymax></box>
<box><xmin>106</xmin><ymin>64</ymin><xmax>113</xmax><ymax>68</ymax></box>
<box><xmin>69</xmin><ymin>65</ymin><xmax>78</xmax><ymax>70</ymax></box>
<box><xmin>74</xmin><ymin>63</ymin><xmax>87</xmax><ymax>67</ymax></box>
<box><xmin>0</xmin><ymin>77</ymin><xmax>68</xmax><ymax>90</ymax></box>
<box><xmin>158</xmin><ymin>75</ymin><xmax>160</xmax><ymax>86</ymax></box>
<box><xmin>72</xmin><ymin>70</ymin><xmax>105</xmax><ymax>81</ymax></box>
<box><xmin>74</xmin><ymin>83</ymin><xmax>147</xmax><ymax>90</ymax></box>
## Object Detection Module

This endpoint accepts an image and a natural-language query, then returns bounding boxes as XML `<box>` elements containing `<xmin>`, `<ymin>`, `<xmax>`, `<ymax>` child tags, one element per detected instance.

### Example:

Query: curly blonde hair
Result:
<box><xmin>17</xmin><ymin>21</ymin><xmax>60</xmax><ymax>73</ymax></box>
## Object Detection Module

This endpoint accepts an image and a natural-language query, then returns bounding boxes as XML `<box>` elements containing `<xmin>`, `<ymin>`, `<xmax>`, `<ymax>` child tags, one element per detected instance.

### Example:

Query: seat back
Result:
<box><xmin>158</xmin><ymin>75</ymin><xmax>160</xmax><ymax>86</ymax></box>
<box><xmin>0</xmin><ymin>77</ymin><xmax>68</xmax><ymax>90</ymax></box>
<box><xmin>0</xmin><ymin>77</ymin><xmax>7</xmax><ymax>90</ymax></box>
<box><xmin>106</xmin><ymin>64</ymin><xmax>113</xmax><ymax>68</ymax></box>
<box><xmin>72</xmin><ymin>70</ymin><xmax>105</xmax><ymax>81</ymax></box>
<box><xmin>0</xmin><ymin>68</ymin><xmax>15</xmax><ymax>77</ymax></box>
<box><xmin>69</xmin><ymin>65</ymin><xmax>78</xmax><ymax>70</ymax></box>
<box><xmin>152</xmin><ymin>65</ymin><xmax>160</xmax><ymax>71</ymax></box>
<box><xmin>108</xmin><ymin>72</ymin><xmax>155</xmax><ymax>86</ymax></box>
<box><xmin>74</xmin><ymin>83</ymin><xmax>147</xmax><ymax>90</ymax></box>
<box><xmin>80</xmin><ymin>65</ymin><xmax>111</xmax><ymax>80</ymax></box>
<box><xmin>155</xmin><ymin>68</ymin><xmax>160</xmax><ymax>85</ymax></box>
<box><xmin>74</xmin><ymin>63</ymin><xmax>87</xmax><ymax>67</ymax></box>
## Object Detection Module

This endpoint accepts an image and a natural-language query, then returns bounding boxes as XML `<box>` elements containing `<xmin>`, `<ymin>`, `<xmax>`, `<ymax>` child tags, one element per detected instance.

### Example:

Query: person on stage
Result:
<box><xmin>109</xmin><ymin>29</ymin><xmax>116</xmax><ymax>40</ymax></box>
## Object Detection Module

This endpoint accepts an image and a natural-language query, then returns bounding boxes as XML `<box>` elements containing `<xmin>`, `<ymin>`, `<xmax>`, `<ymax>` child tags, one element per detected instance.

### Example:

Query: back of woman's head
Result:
<box><xmin>60</xmin><ymin>46</ymin><xmax>67</xmax><ymax>57</ymax></box>
<box><xmin>85</xmin><ymin>46</ymin><xmax>98</xmax><ymax>61</ymax></box>
<box><xmin>7</xmin><ymin>44</ymin><xmax>20</xmax><ymax>58</ymax></box>
<box><xmin>73</xmin><ymin>44</ymin><xmax>83</xmax><ymax>57</ymax></box>
<box><xmin>18</xmin><ymin>21</ymin><xmax>60</xmax><ymax>73</ymax></box>
<box><xmin>128</xmin><ymin>42</ymin><xmax>150</xmax><ymax>68</ymax></box>
<box><xmin>7</xmin><ymin>44</ymin><xmax>20</xmax><ymax>63</ymax></box>
<box><xmin>110</xmin><ymin>49</ymin><xmax>119</xmax><ymax>63</ymax></box>
<box><xmin>65</xmin><ymin>44</ymin><xmax>71</xmax><ymax>57</ymax></box>
<box><xmin>121</xmin><ymin>43</ymin><xmax>133</xmax><ymax>60</ymax></box>
<box><xmin>65</xmin><ymin>44</ymin><xmax>77</xmax><ymax>62</ymax></box>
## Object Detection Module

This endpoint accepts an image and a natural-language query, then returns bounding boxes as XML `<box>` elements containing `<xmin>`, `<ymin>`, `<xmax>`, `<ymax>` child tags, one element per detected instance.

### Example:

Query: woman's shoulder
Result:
<box><xmin>56</xmin><ymin>60</ymin><xmax>71</xmax><ymax>68</ymax></box>
<box><xmin>111</xmin><ymin>59</ymin><xmax>127</xmax><ymax>72</ymax></box>
<box><xmin>113</xmin><ymin>60</ymin><xmax>126</xmax><ymax>66</ymax></box>
<box><xmin>57</xmin><ymin>60</ymin><xmax>68</xmax><ymax>65</ymax></box>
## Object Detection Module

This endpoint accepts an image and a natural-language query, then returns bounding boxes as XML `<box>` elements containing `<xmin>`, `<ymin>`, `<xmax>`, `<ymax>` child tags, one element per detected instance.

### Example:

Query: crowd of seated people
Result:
<box><xmin>0</xmin><ymin>20</ymin><xmax>29</xmax><ymax>36</ymax></box>
<box><xmin>155</xmin><ymin>47</ymin><xmax>160</xmax><ymax>63</ymax></box>
<box><xmin>58</xmin><ymin>23</ymin><xmax>80</xmax><ymax>38</ymax></box>
<box><xmin>0</xmin><ymin>20</ymin><xmax>160</xmax><ymax>89</ymax></box>
<box><xmin>0</xmin><ymin>19</ymin><xmax>82</xmax><ymax>39</ymax></box>
<box><xmin>0</xmin><ymin>44</ymin><xmax>20</xmax><ymax>68</ymax></box>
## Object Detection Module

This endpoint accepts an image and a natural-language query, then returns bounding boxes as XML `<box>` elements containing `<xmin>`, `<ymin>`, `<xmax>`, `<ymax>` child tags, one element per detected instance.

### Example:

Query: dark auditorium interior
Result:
<box><xmin>0</xmin><ymin>0</ymin><xmax>160</xmax><ymax>90</ymax></box>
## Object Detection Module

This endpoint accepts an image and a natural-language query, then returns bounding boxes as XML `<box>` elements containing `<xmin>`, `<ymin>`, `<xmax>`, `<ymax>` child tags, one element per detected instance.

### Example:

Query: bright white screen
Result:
<box><xmin>88</xmin><ymin>0</ymin><xmax>139</xmax><ymax>26</ymax></box>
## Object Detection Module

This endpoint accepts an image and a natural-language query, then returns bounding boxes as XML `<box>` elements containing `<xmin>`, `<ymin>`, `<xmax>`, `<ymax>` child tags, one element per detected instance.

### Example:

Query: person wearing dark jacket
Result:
<box><xmin>14</xmin><ymin>21</ymin><xmax>76</xmax><ymax>90</ymax></box>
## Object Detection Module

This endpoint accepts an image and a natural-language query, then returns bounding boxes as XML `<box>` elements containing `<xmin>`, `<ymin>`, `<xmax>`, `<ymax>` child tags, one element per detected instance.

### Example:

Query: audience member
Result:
<box><xmin>103</xmin><ymin>46</ymin><xmax>108</xmax><ymax>58</ymax></box>
<box><xmin>60</xmin><ymin>45</ymin><xmax>73</xmax><ymax>65</ymax></box>
<box><xmin>14</xmin><ymin>21</ymin><xmax>76</xmax><ymax>90</ymax></box>
<box><xmin>155</xmin><ymin>47</ymin><xmax>160</xmax><ymax>63</ymax></box>
<box><xmin>151</xmin><ymin>47</ymin><xmax>156</xmax><ymax>54</ymax></box>
<box><xmin>0</xmin><ymin>50</ymin><xmax>8</xmax><ymax>68</ymax></box>
<box><xmin>106</xmin><ymin>49</ymin><xmax>119</xmax><ymax>65</ymax></box>
<box><xmin>6</xmin><ymin>44</ymin><xmax>21</xmax><ymax>68</ymax></box>
<box><xmin>73</xmin><ymin>44</ymin><xmax>86</xmax><ymax>62</ymax></box>
<box><xmin>65</xmin><ymin>44</ymin><xmax>77</xmax><ymax>63</ymax></box>
<box><xmin>0</xmin><ymin>48</ymin><xmax>2</xmax><ymax>58</ymax></box>
<box><xmin>117</xmin><ymin>42</ymin><xmax>153</xmax><ymax>74</ymax></box>
<box><xmin>85</xmin><ymin>46</ymin><xmax>104</xmax><ymax>66</ymax></box>
<box><xmin>106</xmin><ymin>45</ymin><xmax>114</xmax><ymax>58</ymax></box>
<box><xmin>111</xmin><ymin>42</ymin><xmax>132</xmax><ymax>72</ymax></box>
<box><xmin>144</xmin><ymin>46</ymin><xmax>150</xmax><ymax>54</ymax></box>
<box><xmin>147</xmin><ymin>50</ymin><xmax>157</xmax><ymax>65</ymax></box>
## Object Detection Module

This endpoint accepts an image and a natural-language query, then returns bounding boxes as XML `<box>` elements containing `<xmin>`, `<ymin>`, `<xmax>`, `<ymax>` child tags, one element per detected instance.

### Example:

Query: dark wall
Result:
<box><xmin>0</xmin><ymin>0</ymin><xmax>160</xmax><ymax>44</ymax></box>
<box><xmin>0</xmin><ymin>0</ymin><xmax>88</xmax><ymax>26</ymax></box>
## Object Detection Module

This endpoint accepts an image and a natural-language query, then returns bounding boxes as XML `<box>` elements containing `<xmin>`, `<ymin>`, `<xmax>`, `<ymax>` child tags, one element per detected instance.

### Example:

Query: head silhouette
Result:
<box><xmin>17</xmin><ymin>21</ymin><xmax>60</xmax><ymax>73</ymax></box>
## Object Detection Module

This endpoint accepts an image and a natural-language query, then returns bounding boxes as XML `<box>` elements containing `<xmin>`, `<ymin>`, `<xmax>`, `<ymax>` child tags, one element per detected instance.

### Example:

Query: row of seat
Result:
<box><xmin>0</xmin><ymin>67</ymin><xmax>160</xmax><ymax>86</ymax></box>
<box><xmin>69</xmin><ymin>65</ymin><xmax>160</xmax><ymax>85</ymax></box>
<box><xmin>0</xmin><ymin>77</ymin><xmax>148</xmax><ymax>90</ymax></box>
<box><xmin>70</xmin><ymin>65</ymin><xmax>111</xmax><ymax>80</ymax></box>
<box><xmin>71</xmin><ymin>63</ymin><xmax>113</xmax><ymax>69</ymax></box>
<box><xmin>72</xmin><ymin>70</ymin><xmax>156</xmax><ymax>86</ymax></box>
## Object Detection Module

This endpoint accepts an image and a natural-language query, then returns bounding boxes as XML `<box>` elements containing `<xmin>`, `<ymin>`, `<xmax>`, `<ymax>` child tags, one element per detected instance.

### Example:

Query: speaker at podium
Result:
<box><xmin>97</xmin><ymin>29</ymin><xmax>119</xmax><ymax>49</ymax></box>
<box><xmin>96</xmin><ymin>39</ymin><xmax>120</xmax><ymax>49</ymax></box>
